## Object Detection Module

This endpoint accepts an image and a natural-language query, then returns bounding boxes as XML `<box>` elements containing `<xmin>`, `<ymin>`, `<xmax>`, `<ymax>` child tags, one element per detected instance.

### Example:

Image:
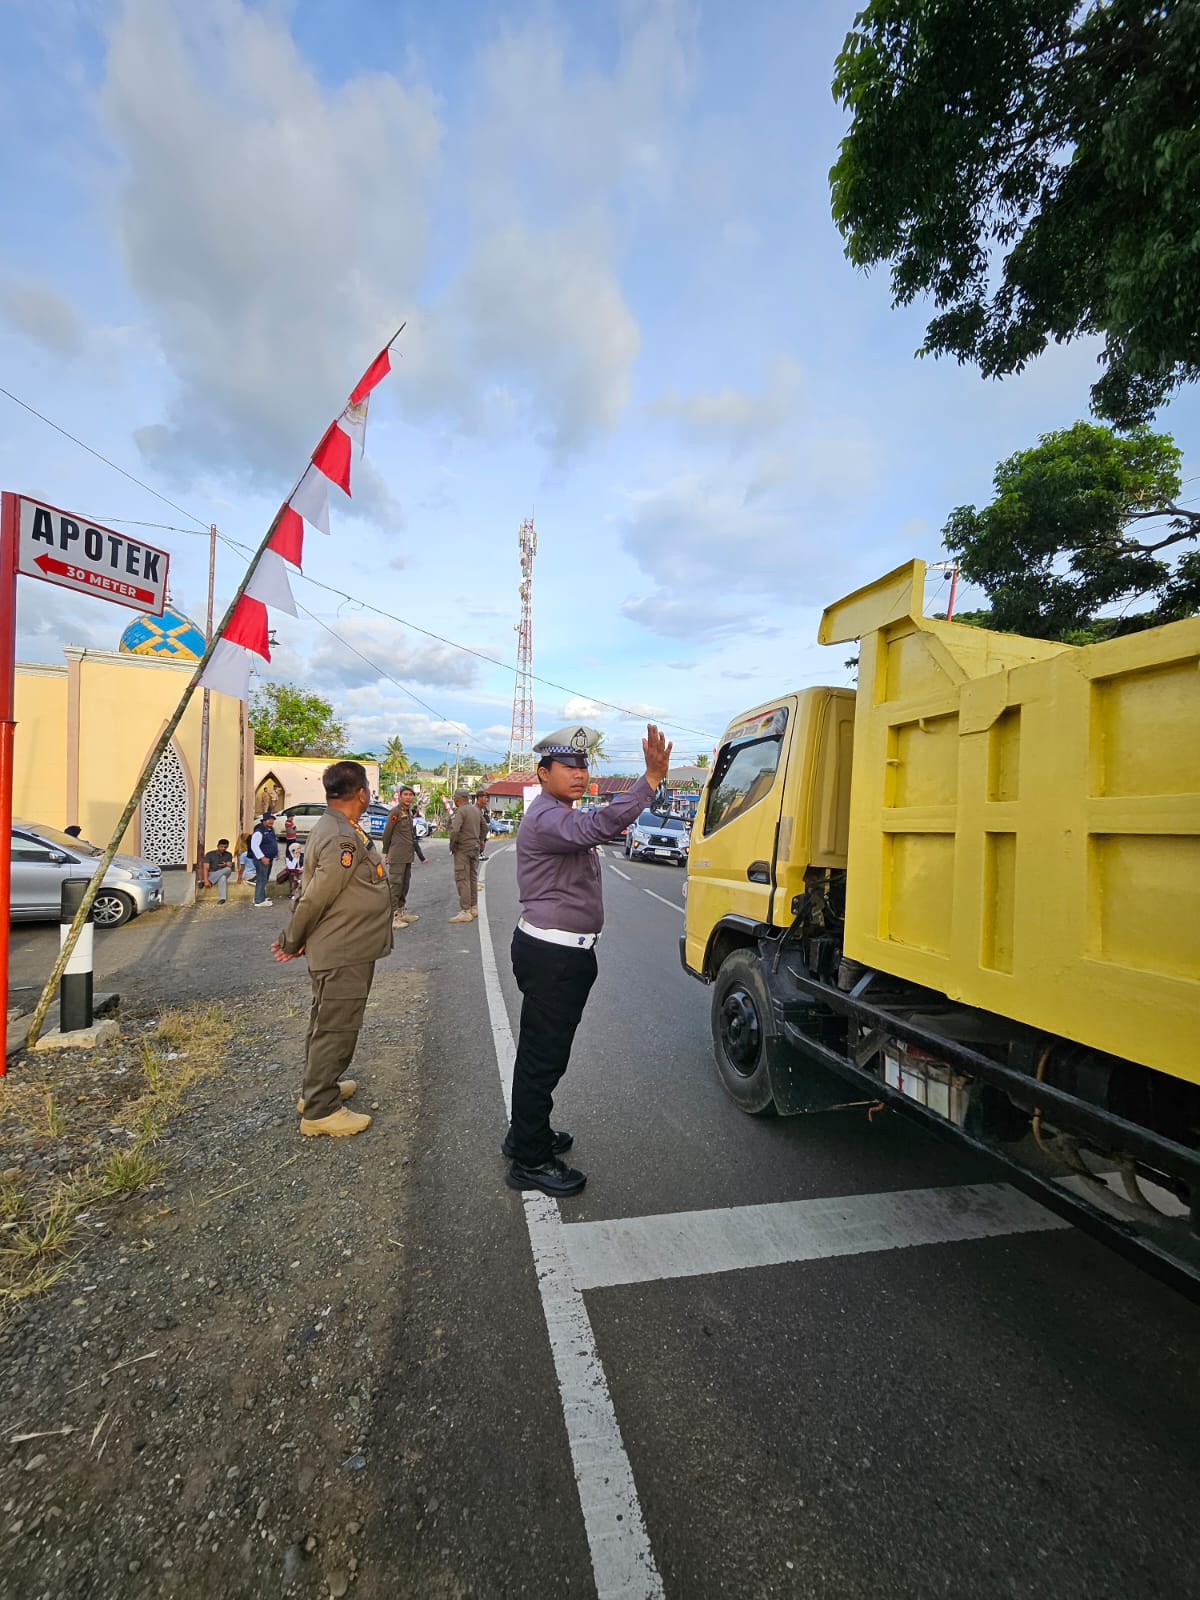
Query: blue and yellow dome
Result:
<box><xmin>119</xmin><ymin>606</ymin><xmax>206</xmax><ymax>660</ymax></box>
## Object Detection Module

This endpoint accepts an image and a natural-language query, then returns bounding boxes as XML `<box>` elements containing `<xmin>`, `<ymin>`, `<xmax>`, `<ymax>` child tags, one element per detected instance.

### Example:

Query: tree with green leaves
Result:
<box><xmin>695</xmin><ymin>752</ymin><xmax>710</xmax><ymax>768</ymax></box>
<box><xmin>943</xmin><ymin>421</ymin><xmax>1200</xmax><ymax>640</ymax></box>
<box><xmin>830</xmin><ymin>1</ymin><xmax>1200</xmax><ymax>426</ymax></box>
<box><xmin>379</xmin><ymin>736</ymin><xmax>410</xmax><ymax>791</ymax></box>
<box><xmin>249</xmin><ymin>682</ymin><xmax>346</xmax><ymax>758</ymax></box>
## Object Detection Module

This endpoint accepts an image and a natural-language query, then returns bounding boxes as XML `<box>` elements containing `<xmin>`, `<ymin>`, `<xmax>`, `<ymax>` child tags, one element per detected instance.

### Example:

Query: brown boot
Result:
<box><xmin>296</xmin><ymin>1080</ymin><xmax>357</xmax><ymax>1116</ymax></box>
<box><xmin>468</xmin><ymin>907</ymin><xmax>479</xmax><ymax>919</ymax></box>
<box><xmin>449</xmin><ymin>910</ymin><xmax>473</xmax><ymax>923</ymax></box>
<box><xmin>299</xmin><ymin>1106</ymin><xmax>371</xmax><ymax>1138</ymax></box>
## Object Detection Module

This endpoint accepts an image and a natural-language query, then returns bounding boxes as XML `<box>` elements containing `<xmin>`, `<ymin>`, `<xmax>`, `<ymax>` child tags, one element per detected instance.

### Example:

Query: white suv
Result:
<box><xmin>624</xmin><ymin>809</ymin><xmax>690</xmax><ymax>867</ymax></box>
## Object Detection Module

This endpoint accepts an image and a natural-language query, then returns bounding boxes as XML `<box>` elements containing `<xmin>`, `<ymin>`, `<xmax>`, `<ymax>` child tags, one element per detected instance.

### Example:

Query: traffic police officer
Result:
<box><xmin>505</xmin><ymin>721</ymin><xmax>672</xmax><ymax>1196</ymax></box>
<box><xmin>382</xmin><ymin>784</ymin><xmax>426</xmax><ymax>929</ymax></box>
<box><xmin>272</xmin><ymin>761</ymin><xmax>392</xmax><ymax>1138</ymax></box>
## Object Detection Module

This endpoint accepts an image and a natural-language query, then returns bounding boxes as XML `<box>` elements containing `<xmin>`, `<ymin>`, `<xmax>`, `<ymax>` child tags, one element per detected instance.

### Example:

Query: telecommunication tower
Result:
<box><xmin>507</xmin><ymin>517</ymin><xmax>537</xmax><ymax>772</ymax></box>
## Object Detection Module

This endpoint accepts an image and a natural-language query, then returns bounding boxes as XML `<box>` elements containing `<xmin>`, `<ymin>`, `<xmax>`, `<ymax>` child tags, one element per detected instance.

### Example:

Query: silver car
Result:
<box><xmin>9</xmin><ymin>822</ymin><xmax>164</xmax><ymax>927</ymax></box>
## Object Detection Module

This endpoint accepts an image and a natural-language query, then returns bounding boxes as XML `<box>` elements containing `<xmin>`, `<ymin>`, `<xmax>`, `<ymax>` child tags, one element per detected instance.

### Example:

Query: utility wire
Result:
<box><xmin>3</xmin><ymin>385</ymin><xmax>719</xmax><ymax>742</ymax></box>
<box><xmin>0</xmin><ymin>387</ymin><xmax>209</xmax><ymax>530</ymax></box>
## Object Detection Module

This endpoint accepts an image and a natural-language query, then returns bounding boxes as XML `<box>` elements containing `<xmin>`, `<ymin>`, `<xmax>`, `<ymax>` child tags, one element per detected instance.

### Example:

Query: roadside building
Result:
<box><xmin>14</xmin><ymin>606</ymin><xmax>251</xmax><ymax>869</ymax></box>
<box><xmin>254</xmin><ymin>756</ymin><xmax>381</xmax><ymax>816</ymax></box>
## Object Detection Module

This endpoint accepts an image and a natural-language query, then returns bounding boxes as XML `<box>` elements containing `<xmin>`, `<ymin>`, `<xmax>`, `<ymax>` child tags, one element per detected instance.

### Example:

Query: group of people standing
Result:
<box><xmin>199</xmin><ymin>813</ymin><xmax>304</xmax><ymax>905</ymax></box>
<box><xmin>266</xmin><ymin>723</ymin><xmax>672</xmax><ymax>1207</ymax></box>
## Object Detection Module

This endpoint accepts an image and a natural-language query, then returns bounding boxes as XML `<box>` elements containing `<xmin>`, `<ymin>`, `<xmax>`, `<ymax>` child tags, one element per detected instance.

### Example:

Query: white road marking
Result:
<box><xmin>475</xmin><ymin>864</ymin><xmax>664</xmax><ymax>1600</ymax></box>
<box><xmin>641</xmin><ymin>887</ymin><xmax>684</xmax><ymax>915</ymax></box>
<box><xmin>608</xmin><ymin>864</ymin><xmax>632</xmax><ymax>881</ymax></box>
<box><xmin>562</xmin><ymin>1183</ymin><xmax>1070</xmax><ymax>1292</ymax></box>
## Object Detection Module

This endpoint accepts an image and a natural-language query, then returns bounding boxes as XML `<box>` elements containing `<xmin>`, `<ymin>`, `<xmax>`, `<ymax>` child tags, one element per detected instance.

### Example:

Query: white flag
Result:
<box><xmin>198</xmin><ymin>639</ymin><xmax>252</xmax><ymax>702</ymax></box>
<box><xmin>342</xmin><ymin>398</ymin><xmax>369</xmax><ymax>458</ymax></box>
<box><xmin>290</xmin><ymin>464</ymin><xmax>331</xmax><ymax>535</ymax></box>
<box><xmin>246</xmin><ymin>549</ymin><xmax>297</xmax><ymax>617</ymax></box>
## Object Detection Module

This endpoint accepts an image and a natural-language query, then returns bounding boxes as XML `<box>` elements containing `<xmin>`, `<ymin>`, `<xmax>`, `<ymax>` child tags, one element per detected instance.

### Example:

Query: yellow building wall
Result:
<box><xmin>15</xmin><ymin>649</ymin><xmax>249</xmax><ymax>865</ymax></box>
<box><xmin>12</xmin><ymin>666</ymin><xmax>69</xmax><ymax>828</ymax></box>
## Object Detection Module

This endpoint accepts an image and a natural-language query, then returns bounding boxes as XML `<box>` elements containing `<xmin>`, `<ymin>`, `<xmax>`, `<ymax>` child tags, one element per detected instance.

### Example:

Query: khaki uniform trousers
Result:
<box><xmin>388</xmin><ymin>859</ymin><xmax>413</xmax><ymax>917</ymax></box>
<box><xmin>453</xmin><ymin>849</ymin><xmax>480</xmax><ymax>910</ymax></box>
<box><xmin>301</xmin><ymin>961</ymin><xmax>375</xmax><ymax>1121</ymax></box>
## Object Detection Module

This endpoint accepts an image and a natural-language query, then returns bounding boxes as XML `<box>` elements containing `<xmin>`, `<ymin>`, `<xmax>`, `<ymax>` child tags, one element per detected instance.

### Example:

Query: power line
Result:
<box><xmin>0</xmin><ymin>387</ymin><xmax>209</xmax><ymax>530</ymax></box>
<box><xmin>3</xmin><ymin>384</ymin><xmax>720</xmax><ymax>742</ymax></box>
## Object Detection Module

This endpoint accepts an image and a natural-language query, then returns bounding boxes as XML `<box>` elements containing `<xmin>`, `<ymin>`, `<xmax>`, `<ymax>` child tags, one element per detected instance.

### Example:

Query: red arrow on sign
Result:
<box><xmin>34</xmin><ymin>553</ymin><xmax>156</xmax><ymax>608</ymax></box>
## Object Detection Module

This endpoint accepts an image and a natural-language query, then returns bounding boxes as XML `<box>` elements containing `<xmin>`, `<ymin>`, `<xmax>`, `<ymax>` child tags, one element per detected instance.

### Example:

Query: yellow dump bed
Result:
<box><xmin>820</xmin><ymin>561</ymin><xmax>1200</xmax><ymax>1085</ymax></box>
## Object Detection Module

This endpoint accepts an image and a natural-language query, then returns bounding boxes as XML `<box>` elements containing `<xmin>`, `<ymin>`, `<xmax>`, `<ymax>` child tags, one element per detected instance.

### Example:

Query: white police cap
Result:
<box><xmin>533</xmin><ymin>723</ymin><xmax>600</xmax><ymax>764</ymax></box>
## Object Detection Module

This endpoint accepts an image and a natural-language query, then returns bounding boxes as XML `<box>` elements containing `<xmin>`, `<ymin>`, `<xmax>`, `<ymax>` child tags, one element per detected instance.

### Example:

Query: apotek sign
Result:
<box><xmin>16</xmin><ymin>497</ymin><xmax>169</xmax><ymax>615</ymax></box>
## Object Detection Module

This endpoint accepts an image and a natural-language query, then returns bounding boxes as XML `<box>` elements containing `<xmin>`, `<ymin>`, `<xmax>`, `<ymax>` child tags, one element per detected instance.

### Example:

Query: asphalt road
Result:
<box><xmin>9</xmin><ymin>841</ymin><xmax>1199</xmax><ymax>1598</ymax></box>
<box><xmin>377</xmin><ymin>840</ymin><xmax>1200</xmax><ymax>1600</ymax></box>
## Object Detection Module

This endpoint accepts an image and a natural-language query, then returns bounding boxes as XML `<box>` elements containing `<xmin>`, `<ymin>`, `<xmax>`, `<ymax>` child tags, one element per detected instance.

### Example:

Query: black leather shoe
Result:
<box><xmin>506</xmin><ymin>1157</ymin><xmax>586</xmax><ymax>1197</ymax></box>
<box><xmin>500</xmin><ymin>1128</ymin><xmax>573</xmax><ymax>1159</ymax></box>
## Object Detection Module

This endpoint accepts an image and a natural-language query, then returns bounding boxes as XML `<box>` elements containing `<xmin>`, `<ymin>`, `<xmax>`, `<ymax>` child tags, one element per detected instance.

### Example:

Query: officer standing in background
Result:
<box><xmin>271</xmin><ymin>761</ymin><xmax>392</xmax><ymax>1139</ymax></box>
<box><xmin>504</xmin><ymin>721</ymin><xmax>672</xmax><ymax>1197</ymax></box>
<box><xmin>382</xmin><ymin>784</ymin><xmax>425</xmax><ymax>930</ymax></box>
<box><xmin>448</xmin><ymin>786</ymin><xmax>486</xmax><ymax>924</ymax></box>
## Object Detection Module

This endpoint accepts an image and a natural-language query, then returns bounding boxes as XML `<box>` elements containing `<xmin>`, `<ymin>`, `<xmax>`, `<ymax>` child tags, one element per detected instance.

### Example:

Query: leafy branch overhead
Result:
<box><xmin>830</xmin><ymin>1</ymin><xmax>1200</xmax><ymax>426</ymax></box>
<box><xmin>943</xmin><ymin>421</ymin><xmax>1200</xmax><ymax>639</ymax></box>
<box><xmin>249</xmin><ymin>682</ymin><xmax>347</xmax><ymax>758</ymax></box>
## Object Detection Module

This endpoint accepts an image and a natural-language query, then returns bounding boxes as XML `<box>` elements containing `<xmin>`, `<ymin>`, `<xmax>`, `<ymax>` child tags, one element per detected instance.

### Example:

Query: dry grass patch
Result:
<box><xmin>0</xmin><ymin>1001</ymin><xmax>232</xmax><ymax>1313</ymax></box>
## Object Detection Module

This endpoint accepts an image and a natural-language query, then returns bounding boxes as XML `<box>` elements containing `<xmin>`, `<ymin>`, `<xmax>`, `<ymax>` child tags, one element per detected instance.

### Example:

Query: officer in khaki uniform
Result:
<box><xmin>448</xmin><ymin>786</ymin><xmax>487</xmax><ymax>923</ymax></box>
<box><xmin>381</xmin><ymin>784</ymin><xmax>425</xmax><ymax>929</ymax></box>
<box><xmin>272</xmin><ymin>761</ymin><xmax>392</xmax><ymax>1138</ymax></box>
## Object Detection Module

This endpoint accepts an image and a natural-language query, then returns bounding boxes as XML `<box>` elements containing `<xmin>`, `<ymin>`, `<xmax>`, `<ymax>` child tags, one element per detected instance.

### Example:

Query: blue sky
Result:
<box><xmin>2</xmin><ymin>0</ymin><xmax>1196</xmax><ymax>771</ymax></box>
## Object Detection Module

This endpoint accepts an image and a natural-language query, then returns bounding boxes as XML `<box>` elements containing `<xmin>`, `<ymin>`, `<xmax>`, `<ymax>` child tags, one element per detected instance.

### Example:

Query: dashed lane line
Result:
<box><xmin>640</xmin><ymin>887</ymin><xmax>684</xmax><ymax>915</ymax></box>
<box><xmin>475</xmin><ymin>862</ymin><xmax>664</xmax><ymax>1600</ymax></box>
<box><xmin>608</xmin><ymin>864</ymin><xmax>632</xmax><ymax>881</ymax></box>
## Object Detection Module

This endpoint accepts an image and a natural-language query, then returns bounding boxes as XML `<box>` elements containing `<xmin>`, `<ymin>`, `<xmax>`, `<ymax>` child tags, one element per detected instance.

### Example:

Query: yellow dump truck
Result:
<box><xmin>682</xmin><ymin>561</ymin><xmax>1200</xmax><ymax>1287</ymax></box>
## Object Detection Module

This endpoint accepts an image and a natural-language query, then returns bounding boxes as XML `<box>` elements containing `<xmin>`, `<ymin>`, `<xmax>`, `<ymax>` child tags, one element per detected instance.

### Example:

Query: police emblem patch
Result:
<box><xmin>340</xmin><ymin>848</ymin><xmax>354</xmax><ymax>868</ymax></box>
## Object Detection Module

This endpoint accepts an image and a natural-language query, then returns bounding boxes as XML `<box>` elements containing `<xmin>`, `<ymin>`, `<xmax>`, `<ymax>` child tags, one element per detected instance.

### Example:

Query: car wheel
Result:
<box><xmin>710</xmin><ymin>949</ymin><xmax>783</xmax><ymax>1115</ymax></box>
<box><xmin>624</xmin><ymin>839</ymin><xmax>632</xmax><ymax>858</ymax></box>
<box><xmin>91</xmin><ymin>889</ymin><xmax>135</xmax><ymax>928</ymax></box>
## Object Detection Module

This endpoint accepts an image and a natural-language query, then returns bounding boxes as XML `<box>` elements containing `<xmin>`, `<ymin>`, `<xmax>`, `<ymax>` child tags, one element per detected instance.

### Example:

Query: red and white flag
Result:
<box><xmin>349</xmin><ymin>345</ymin><xmax>391</xmax><ymax>405</ymax></box>
<box><xmin>312</xmin><ymin>417</ymin><xmax>352</xmax><ymax>496</ymax></box>
<box><xmin>198</xmin><ymin>639</ymin><xmax>253</xmax><ymax>702</ymax></box>
<box><xmin>224</xmin><ymin>594</ymin><xmax>271</xmax><ymax>660</ymax></box>
<box><xmin>290</xmin><ymin>463</ymin><xmax>331</xmax><ymax>534</ymax></box>
<box><xmin>246</xmin><ymin>549</ymin><xmax>297</xmax><ymax>617</ymax></box>
<box><xmin>269</xmin><ymin>506</ymin><xmax>304</xmax><ymax>569</ymax></box>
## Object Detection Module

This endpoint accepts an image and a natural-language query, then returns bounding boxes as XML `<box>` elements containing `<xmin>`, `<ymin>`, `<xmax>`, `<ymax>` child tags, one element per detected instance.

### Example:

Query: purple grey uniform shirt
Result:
<box><xmin>516</xmin><ymin>777</ymin><xmax>653</xmax><ymax>934</ymax></box>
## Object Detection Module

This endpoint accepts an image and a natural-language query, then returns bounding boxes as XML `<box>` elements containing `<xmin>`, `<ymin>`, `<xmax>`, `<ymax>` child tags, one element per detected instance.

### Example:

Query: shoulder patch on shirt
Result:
<box><xmin>340</xmin><ymin>848</ymin><xmax>355</xmax><ymax>868</ymax></box>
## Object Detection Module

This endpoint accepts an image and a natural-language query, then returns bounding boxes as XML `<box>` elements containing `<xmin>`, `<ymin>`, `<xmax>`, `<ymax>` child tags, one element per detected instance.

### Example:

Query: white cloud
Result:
<box><xmin>651</xmin><ymin>355</ymin><xmax>803</xmax><ymax>452</ymax></box>
<box><xmin>16</xmin><ymin>582</ymin><xmax>123</xmax><ymax>661</ymax></box>
<box><xmin>101</xmin><ymin>0</ymin><xmax>439</xmax><ymax>486</ymax></box>
<box><xmin>302</xmin><ymin>615</ymin><xmax>479</xmax><ymax>692</ymax></box>
<box><xmin>0</xmin><ymin>277</ymin><xmax>85</xmax><ymax>358</ymax></box>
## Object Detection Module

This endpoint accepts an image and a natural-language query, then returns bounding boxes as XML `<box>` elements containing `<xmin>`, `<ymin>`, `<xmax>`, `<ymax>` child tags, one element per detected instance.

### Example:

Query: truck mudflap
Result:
<box><xmin>774</xmin><ymin>964</ymin><xmax>1200</xmax><ymax>1303</ymax></box>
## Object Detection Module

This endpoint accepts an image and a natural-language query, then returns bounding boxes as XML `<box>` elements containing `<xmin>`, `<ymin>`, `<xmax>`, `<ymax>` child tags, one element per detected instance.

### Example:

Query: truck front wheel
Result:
<box><xmin>711</xmin><ymin>949</ymin><xmax>779</xmax><ymax>1115</ymax></box>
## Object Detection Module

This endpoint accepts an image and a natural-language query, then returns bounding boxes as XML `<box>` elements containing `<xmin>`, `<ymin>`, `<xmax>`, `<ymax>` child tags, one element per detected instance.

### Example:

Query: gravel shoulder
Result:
<box><xmin>1</xmin><ymin>912</ymin><xmax>432</xmax><ymax>1599</ymax></box>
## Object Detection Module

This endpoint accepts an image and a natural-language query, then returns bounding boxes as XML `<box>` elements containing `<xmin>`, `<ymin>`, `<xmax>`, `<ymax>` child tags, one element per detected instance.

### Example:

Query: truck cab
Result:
<box><xmin>683</xmin><ymin>688</ymin><xmax>855</xmax><ymax>982</ymax></box>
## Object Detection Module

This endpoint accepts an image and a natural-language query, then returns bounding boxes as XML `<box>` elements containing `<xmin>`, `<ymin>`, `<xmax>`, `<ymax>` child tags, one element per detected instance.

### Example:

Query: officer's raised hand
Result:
<box><xmin>642</xmin><ymin>723</ymin><xmax>673</xmax><ymax>786</ymax></box>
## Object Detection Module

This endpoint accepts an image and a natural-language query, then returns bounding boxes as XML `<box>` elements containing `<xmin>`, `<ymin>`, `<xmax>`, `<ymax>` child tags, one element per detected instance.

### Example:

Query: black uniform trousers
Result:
<box><xmin>509</xmin><ymin>927</ymin><xmax>598</xmax><ymax>1166</ymax></box>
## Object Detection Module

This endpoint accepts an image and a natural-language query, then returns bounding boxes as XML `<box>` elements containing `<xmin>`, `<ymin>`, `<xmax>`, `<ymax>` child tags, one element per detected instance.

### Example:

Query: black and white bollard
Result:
<box><xmin>59</xmin><ymin>879</ymin><xmax>94</xmax><ymax>1033</ymax></box>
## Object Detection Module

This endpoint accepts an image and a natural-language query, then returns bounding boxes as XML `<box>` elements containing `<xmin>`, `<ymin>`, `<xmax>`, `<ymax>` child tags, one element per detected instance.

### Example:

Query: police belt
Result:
<box><xmin>517</xmin><ymin>917</ymin><xmax>600</xmax><ymax>950</ymax></box>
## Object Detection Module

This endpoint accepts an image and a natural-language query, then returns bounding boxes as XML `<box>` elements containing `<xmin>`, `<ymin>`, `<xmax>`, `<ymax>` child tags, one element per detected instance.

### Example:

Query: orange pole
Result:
<box><xmin>0</xmin><ymin>493</ymin><xmax>20</xmax><ymax>1076</ymax></box>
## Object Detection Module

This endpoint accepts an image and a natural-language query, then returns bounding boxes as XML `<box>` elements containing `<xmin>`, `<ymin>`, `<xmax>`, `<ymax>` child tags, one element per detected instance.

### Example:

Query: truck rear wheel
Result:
<box><xmin>711</xmin><ymin>949</ymin><xmax>779</xmax><ymax>1116</ymax></box>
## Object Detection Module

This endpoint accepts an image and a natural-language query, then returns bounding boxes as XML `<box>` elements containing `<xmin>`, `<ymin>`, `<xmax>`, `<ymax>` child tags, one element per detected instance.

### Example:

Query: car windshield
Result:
<box><xmin>21</xmin><ymin>823</ymin><xmax>101</xmax><ymax>856</ymax></box>
<box><xmin>637</xmin><ymin>810</ymin><xmax>686</xmax><ymax>831</ymax></box>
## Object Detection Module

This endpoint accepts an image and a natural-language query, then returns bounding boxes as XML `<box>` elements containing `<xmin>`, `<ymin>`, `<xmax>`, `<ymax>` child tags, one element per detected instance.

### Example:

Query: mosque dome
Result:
<box><xmin>119</xmin><ymin>605</ymin><xmax>206</xmax><ymax>660</ymax></box>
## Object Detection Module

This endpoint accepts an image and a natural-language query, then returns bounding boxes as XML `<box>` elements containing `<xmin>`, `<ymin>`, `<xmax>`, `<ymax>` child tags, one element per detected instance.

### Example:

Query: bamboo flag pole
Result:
<box><xmin>24</xmin><ymin>327</ymin><xmax>405</xmax><ymax>1049</ymax></box>
<box><xmin>24</xmin><ymin>503</ymin><xmax>287</xmax><ymax>1047</ymax></box>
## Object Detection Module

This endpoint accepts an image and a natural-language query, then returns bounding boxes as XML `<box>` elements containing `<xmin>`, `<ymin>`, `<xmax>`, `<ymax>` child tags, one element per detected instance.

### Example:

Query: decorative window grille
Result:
<box><xmin>140</xmin><ymin>742</ymin><xmax>190</xmax><ymax>867</ymax></box>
